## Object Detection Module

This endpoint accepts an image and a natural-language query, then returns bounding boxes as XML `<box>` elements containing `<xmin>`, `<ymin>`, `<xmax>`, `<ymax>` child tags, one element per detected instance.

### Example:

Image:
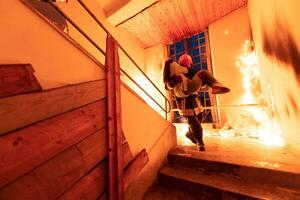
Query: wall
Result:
<box><xmin>57</xmin><ymin>0</ymin><xmax>146</xmax><ymax>73</ymax></box>
<box><xmin>13</xmin><ymin>0</ymin><xmax>146</xmax><ymax>90</ymax></box>
<box><xmin>248</xmin><ymin>0</ymin><xmax>300</xmax><ymax>153</ymax></box>
<box><xmin>138</xmin><ymin>44</ymin><xmax>168</xmax><ymax>116</ymax></box>
<box><xmin>97</xmin><ymin>0</ymin><xmax>130</xmax><ymax>17</ymax></box>
<box><xmin>121</xmin><ymin>84</ymin><xmax>176</xmax><ymax>156</ymax></box>
<box><xmin>209</xmin><ymin>6</ymin><xmax>252</xmax><ymax>123</ymax></box>
<box><xmin>0</xmin><ymin>0</ymin><xmax>105</xmax><ymax>90</ymax></box>
<box><xmin>0</xmin><ymin>1</ymin><xmax>175</xmax><ymax>199</ymax></box>
<box><xmin>121</xmin><ymin>84</ymin><xmax>177</xmax><ymax>200</ymax></box>
<box><xmin>107</xmin><ymin>0</ymin><xmax>158</xmax><ymax>26</ymax></box>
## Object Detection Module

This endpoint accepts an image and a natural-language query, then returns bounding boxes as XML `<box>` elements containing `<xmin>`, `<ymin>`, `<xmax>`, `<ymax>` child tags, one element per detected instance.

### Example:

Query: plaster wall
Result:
<box><xmin>209</xmin><ymin>7</ymin><xmax>252</xmax><ymax>123</ymax></box>
<box><xmin>0</xmin><ymin>0</ymin><xmax>105</xmax><ymax>89</ymax></box>
<box><xmin>248</xmin><ymin>0</ymin><xmax>300</xmax><ymax>153</ymax></box>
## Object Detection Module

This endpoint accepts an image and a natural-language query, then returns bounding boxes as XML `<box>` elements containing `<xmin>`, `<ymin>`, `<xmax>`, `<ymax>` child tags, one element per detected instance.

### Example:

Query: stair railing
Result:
<box><xmin>46</xmin><ymin>0</ymin><xmax>171</xmax><ymax>119</ymax></box>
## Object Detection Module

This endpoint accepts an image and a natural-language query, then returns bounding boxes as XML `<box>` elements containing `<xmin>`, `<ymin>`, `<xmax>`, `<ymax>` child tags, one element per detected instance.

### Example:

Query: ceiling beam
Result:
<box><xmin>107</xmin><ymin>0</ymin><xmax>159</xmax><ymax>26</ymax></box>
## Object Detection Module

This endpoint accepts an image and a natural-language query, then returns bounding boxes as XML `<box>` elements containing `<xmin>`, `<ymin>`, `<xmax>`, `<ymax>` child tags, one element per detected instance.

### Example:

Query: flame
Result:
<box><xmin>173</xmin><ymin>40</ymin><xmax>284</xmax><ymax>147</ymax></box>
<box><xmin>235</xmin><ymin>40</ymin><xmax>284</xmax><ymax>146</ymax></box>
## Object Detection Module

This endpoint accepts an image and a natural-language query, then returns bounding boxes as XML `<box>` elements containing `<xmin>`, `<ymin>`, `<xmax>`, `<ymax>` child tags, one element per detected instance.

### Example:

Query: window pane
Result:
<box><xmin>175</xmin><ymin>41</ymin><xmax>184</xmax><ymax>53</ymax></box>
<box><xmin>170</xmin><ymin>48</ymin><xmax>175</xmax><ymax>55</ymax></box>
<box><xmin>187</xmin><ymin>40</ymin><xmax>198</xmax><ymax>48</ymax></box>
<box><xmin>192</xmin><ymin>56</ymin><xmax>200</xmax><ymax>63</ymax></box>
<box><xmin>205</xmin><ymin>92</ymin><xmax>209</xmax><ymax>98</ymax></box>
<box><xmin>188</xmin><ymin>34</ymin><xmax>198</xmax><ymax>41</ymax></box>
<box><xmin>194</xmin><ymin>64</ymin><xmax>201</xmax><ymax>71</ymax></box>
<box><xmin>188</xmin><ymin>48</ymin><xmax>200</xmax><ymax>56</ymax></box>
<box><xmin>176</xmin><ymin>53</ymin><xmax>183</xmax><ymax>61</ymax></box>
<box><xmin>199</xmin><ymin>32</ymin><xmax>205</xmax><ymax>38</ymax></box>
<box><xmin>200</xmin><ymin>38</ymin><xmax>205</xmax><ymax>44</ymax></box>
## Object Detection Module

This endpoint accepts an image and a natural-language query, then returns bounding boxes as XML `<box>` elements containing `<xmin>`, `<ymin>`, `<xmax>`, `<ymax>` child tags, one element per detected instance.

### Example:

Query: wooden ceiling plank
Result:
<box><xmin>147</xmin><ymin>2</ymin><xmax>171</xmax><ymax>45</ymax></box>
<box><xmin>119</xmin><ymin>0</ymin><xmax>248</xmax><ymax>47</ymax></box>
<box><xmin>166</xmin><ymin>0</ymin><xmax>186</xmax><ymax>43</ymax></box>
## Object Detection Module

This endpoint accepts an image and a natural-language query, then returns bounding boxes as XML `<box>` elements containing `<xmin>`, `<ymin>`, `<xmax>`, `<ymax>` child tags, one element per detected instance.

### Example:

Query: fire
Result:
<box><xmin>176</xmin><ymin>40</ymin><xmax>284</xmax><ymax>147</ymax></box>
<box><xmin>235</xmin><ymin>40</ymin><xmax>284</xmax><ymax>146</ymax></box>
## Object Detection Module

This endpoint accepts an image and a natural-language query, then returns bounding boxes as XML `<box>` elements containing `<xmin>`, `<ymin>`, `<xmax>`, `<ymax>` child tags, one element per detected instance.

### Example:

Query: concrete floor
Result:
<box><xmin>176</xmin><ymin>135</ymin><xmax>300</xmax><ymax>174</ymax></box>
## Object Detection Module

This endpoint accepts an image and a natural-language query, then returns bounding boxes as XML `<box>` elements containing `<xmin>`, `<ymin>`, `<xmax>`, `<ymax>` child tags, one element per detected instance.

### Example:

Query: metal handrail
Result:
<box><xmin>76</xmin><ymin>0</ymin><xmax>171</xmax><ymax>113</ymax></box>
<box><xmin>47</xmin><ymin>1</ymin><xmax>106</xmax><ymax>56</ymax></box>
<box><xmin>47</xmin><ymin>1</ymin><xmax>171</xmax><ymax>118</ymax></box>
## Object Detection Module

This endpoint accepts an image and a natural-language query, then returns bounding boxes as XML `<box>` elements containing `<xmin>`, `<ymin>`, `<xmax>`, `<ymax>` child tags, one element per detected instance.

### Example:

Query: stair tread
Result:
<box><xmin>169</xmin><ymin>146</ymin><xmax>300</xmax><ymax>174</ymax></box>
<box><xmin>168</xmin><ymin>147</ymin><xmax>300</xmax><ymax>190</ymax></box>
<box><xmin>159</xmin><ymin>164</ymin><xmax>300</xmax><ymax>200</ymax></box>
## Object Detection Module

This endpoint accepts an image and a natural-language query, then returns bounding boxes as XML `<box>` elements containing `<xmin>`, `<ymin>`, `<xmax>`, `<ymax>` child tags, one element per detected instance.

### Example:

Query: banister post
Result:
<box><xmin>106</xmin><ymin>34</ymin><xmax>124</xmax><ymax>200</ymax></box>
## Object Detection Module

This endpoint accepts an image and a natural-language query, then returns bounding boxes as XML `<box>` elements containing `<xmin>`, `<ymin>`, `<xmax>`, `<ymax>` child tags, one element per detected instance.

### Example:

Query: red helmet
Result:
<box><xmin>178</xmin><ymin>54</ymin><xmax>193</xmax><ymax>67</ymax></box>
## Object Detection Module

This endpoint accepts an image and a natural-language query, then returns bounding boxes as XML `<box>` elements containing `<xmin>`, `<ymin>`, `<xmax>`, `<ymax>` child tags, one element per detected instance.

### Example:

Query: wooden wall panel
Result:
<box><xmin>124</xmin><ymin>149</ymin><xmax>149</xmax><ymax>190</ymax></box>
<box><xmin>123</xmin><ymin>141</ymin><xmax>133</xmax><ymax>167</ymax></box>
<box><xmin>57</xmin><ymin>161</ymin><xmax>107</xmax><ymax>200</ymax></box>
<box><xmin>0</xmin><ymin>79</ymin><xmax>106</xmax><ymax>135</ymax></box>
<box><xmin>0</xmin><ymin>129</ymin><xmax>107</xmax><ymax>200</ymax></box>
<box><xmin>0</xmin><ymin>64</ymin><xmax>41</xmax><ymax>98</ymax></box>
<box><xmin>55</xmin><ymin>140</ymin><xmax>132</xmax><ymax>200</ymax></box>
<box><xmin>0</xmin><ymin>99</ymin><xmax>107</xmax><ymax>188</ymax></box>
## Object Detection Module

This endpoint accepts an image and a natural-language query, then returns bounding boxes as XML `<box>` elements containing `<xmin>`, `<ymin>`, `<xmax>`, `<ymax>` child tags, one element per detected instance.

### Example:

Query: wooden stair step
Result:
<box><xmin>157</xmin><ymin>164</ymin><xmax>300</xmax><ymax>200</ymax></box>
<box><xmin>168</xmin><ymin>149</ymin><xmax>300</xmax><ymax>191</ymax></box>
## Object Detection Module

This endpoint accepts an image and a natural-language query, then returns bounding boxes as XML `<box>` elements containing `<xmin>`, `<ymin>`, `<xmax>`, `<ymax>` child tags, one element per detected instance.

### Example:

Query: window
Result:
<box><xmin>168</xmin><ymin>30</ymin><xmax>216</xmax><ymax>123</ymax></box>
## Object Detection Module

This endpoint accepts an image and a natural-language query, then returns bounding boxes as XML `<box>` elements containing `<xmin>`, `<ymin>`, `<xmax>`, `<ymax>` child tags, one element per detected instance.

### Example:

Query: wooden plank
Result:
<box><xmin>0</xmin><ymin>129</ymin><xmax>107</xmax><ymax>200</ymax></box>
<box><xmin>123</xmin><ymin>142</ymin><xmax>133</xmax><ymax>168</ymax></box>
<box><xmin>57</xmin><ymin>161</ymin><xmax>107</xmax><ymax>200</ymax></box>
<box><xmin>0</xmin><ymin>79</ymin><xmax>106</xmax><ymax>135</ymax></box>
<box><xmin>124</xmin><ymin>149</ymin><xmax>149</xmax><ymax>190</ymax></box>
<box><xmin>106</xmin><ymin>34</ymin><xmax>124</xmax><ymax>200</ymax></box>
<box><xmin>0</xmin><ymin>64</ymin><xmax>41</xmax><ymax>98</ymax></box>
<box><xmin>0</xmin><ymin>99</ymin><xmax>107</xmax><ymax>188</ymax></box>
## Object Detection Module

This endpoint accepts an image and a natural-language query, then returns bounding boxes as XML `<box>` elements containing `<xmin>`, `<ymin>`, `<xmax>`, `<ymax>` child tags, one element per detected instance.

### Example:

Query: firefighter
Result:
<box><xmin>163</xmin><ymin>53</ymin><xmax>230</xmax><ymax>151</ymax></box>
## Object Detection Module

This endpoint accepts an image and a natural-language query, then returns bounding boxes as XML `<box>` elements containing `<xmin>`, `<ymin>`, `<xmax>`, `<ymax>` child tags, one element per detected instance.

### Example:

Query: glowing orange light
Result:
<box><xmin>235</xmin><ymin>40</ymin><xmax>284</xmax><ymax>146</ymax></box>
<box><xmin>130</xmin><ymin>75</ymin><xmax>165</xmax><ymax>117</ymax></box>
<box><xmin>174</xmin><ymin>123</ymin><xmax>193</xmax><ymax>145</ymax></box>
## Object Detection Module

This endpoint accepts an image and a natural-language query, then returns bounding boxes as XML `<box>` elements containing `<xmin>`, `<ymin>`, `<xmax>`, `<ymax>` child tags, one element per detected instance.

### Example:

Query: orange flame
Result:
<box><xmin>235</xmin><ymin>40</ymin><xmax>284</xmax><ymax>146</ymax></box>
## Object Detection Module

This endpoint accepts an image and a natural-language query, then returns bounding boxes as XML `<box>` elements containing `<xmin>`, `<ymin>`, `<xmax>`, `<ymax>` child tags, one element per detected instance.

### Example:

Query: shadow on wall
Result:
<box><xmin>24</xmin><ymin>0</ymin><xmax>68</xmax><ymax>32</ymax></box>
<box><xmin>262</xmin><ymin>19</ymin><xmax>300</xmax><ymax>79</ymax></box>
<box><xmin>262</xmin><ymin>19</ymin><xmax>300</xmax><ymax>120</ymax></box>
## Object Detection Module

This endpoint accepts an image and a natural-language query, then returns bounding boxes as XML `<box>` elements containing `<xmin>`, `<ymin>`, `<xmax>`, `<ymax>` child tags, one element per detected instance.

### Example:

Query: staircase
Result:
<box><xmin>144</xmin><ymin>142</ymin><xmax>300</xmax><ymax>200</ymax></box>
